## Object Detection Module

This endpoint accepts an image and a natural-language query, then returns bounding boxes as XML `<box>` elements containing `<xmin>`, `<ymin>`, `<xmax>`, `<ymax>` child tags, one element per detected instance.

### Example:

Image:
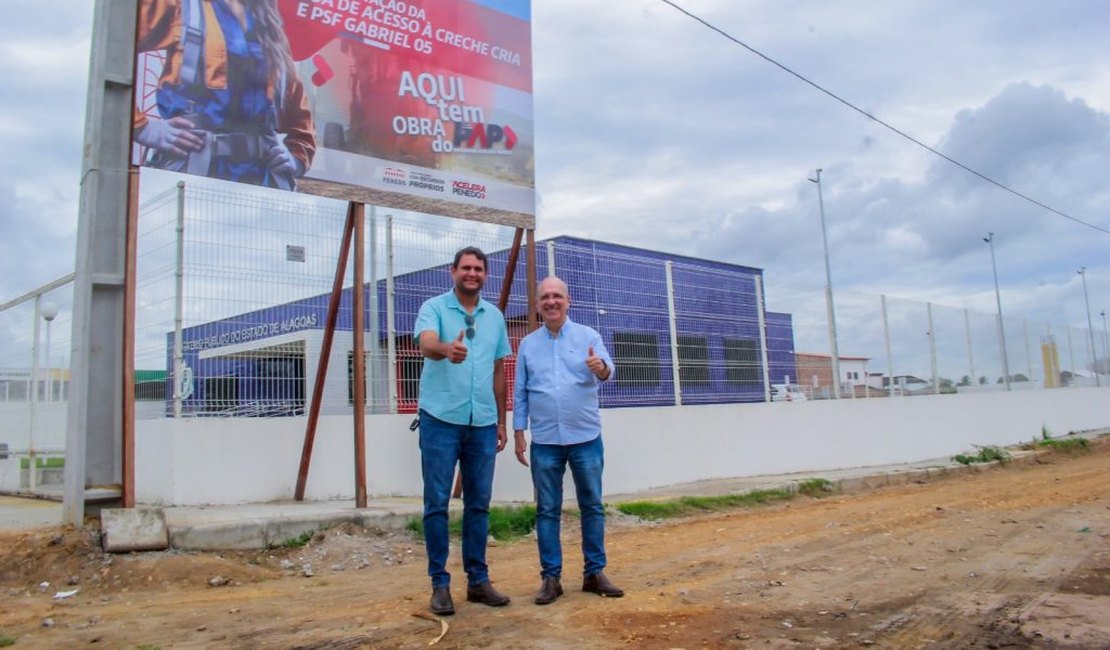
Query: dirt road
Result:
<box><xmin>2</xmin><ymin>440</ymin><xmax>1108</xmax><ymax>648</ymax></box>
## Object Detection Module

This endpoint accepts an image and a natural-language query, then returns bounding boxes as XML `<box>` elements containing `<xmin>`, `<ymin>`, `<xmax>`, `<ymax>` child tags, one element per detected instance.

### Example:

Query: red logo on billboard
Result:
<box><xmin>451</xmin><ymin>181</ymin><xmax>486</xmax><ymax>199</ymax></box>
<box><xmin>383</xmin><ymin>167</ymin><xmax>407</xmax><ymax>186</ymax></box>
<box><xmin>453</xmin><ymin>123</ymin><xmax>517</xmax><ymax>152</ymax></box>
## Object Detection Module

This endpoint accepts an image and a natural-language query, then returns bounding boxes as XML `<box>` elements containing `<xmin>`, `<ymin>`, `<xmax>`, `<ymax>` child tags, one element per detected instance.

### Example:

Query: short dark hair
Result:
<box><xmin>452</xmin><ymin>246</ymin><xmax>488</xmax><ymax>270</ymax></box>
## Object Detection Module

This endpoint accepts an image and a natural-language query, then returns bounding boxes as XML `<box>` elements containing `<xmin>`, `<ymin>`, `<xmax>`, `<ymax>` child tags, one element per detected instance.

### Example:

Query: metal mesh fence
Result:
<box><xmin>0</xmin><ymin>276</ymin><xmax>73</xmax><ymax>490</ymax></box>
<box><xmin>774</xmin><ymin>285</ymin><xmax>1109</xmax><ymax>400</ymax></box>
<box><xmin>2</xmin><ymin>183</ymin><xmax>1108</xmax><ymax>474</ymax></box>
<box><xmin>134</xmin><ymin>182</ymin><xmax>519</xmax><ymax>418</ymax></box>
<box><xmin>136</xmin><ymin>181</ymin><xmax>1109</xmax><ymax>415</ymax></box>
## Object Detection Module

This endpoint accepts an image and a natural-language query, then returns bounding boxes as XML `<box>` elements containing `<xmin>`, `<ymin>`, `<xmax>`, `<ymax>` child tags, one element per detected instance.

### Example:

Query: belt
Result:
<box><xmin>210</xmin><ymin>132</ymin><xmax>267</xmax><ymax>161</ymax></box>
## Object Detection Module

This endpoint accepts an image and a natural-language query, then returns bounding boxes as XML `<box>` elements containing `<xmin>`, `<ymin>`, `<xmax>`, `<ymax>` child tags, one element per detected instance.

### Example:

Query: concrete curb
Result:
<box><xmin>12</xmin><ymin>431</ymin><xmax>1103</xmax><ymax>550</ymax></box>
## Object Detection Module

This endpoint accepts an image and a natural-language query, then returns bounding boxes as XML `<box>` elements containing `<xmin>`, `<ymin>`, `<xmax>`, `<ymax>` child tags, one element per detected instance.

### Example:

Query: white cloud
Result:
<box><xmin>1</xmin><ymin>0</ymin><xmax>1108</xmax><ymax>359</ymax></box>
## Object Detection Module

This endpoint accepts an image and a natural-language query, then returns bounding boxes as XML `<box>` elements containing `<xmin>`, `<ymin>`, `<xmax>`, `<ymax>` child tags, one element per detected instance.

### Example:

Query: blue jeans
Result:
<box><xmin>418</xmin><ymin>410</ymin><xmax>497</xmax><ymax>588</ymax></box>
<box><xmin>530</xmin><ymin>435</ymin><xmax>606</xmax><ymax>579</ymax></box>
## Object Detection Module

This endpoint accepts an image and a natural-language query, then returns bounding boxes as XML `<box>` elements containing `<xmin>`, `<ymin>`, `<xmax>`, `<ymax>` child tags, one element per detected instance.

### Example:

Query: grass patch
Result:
<box><xmin>796</xmin><ymin>478</ymin><xmax>834</xmax><ymax>497</ymax></box>
<box><xmin>952</xmin><ymin>445</ymin><xmax>1011</xmax><ymax>465</ymax></box>
<box><xmin>18</xmin><ymin>457</ymin><xmax>64</xmax><ymax>470</ymax></box>
<box><xmin>135</xmin><ymin>645</ymin><xmax>161</xmax><ymax>650</ymax></box>
<box><xmin>406</xmin><ymin>504</ymin><xmax>537</xmax><ymax>543</ymax></box>
<box><xmin>616</xmin><ymin>488</ymin><xmax>795</xmax><ymax>521</ymax></box>
<box><xmin>0</xmin><ymin>631</ymin><xmax>16</xmax><ymax>647</ymax></box>
<box><xmin>1038</xmin><ymin>437</ymin><xmax>1089</xmax><ymax>454</ymax></box>
<box><xmin>276</xmin><ymin>529</ymin><xmax>315</xmax><ymax>549</ymax></box>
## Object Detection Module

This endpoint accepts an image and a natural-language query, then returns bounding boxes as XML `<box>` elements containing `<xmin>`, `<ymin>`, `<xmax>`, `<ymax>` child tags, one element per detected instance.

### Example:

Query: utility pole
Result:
<box><xmin>809</xmin><ymin>169</ymin><xmax>841</xmax><ymax>398</ymax></box>
<box><xmin>983</xmin><ymin>233</ymin><xmax>1010</xmax><ymax>390</ymax></box>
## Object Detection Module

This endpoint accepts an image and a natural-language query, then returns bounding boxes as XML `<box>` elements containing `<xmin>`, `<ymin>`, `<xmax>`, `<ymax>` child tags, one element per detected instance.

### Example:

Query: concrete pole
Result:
<box><xmin>809</xmin><ymin>169</ymin><xmax>841</xmax><ymax>398</ymax></box>
<box><xmin>65</xmin><ymin>0</ymin><xmax>138</xmax><ymax>524</ymax></box>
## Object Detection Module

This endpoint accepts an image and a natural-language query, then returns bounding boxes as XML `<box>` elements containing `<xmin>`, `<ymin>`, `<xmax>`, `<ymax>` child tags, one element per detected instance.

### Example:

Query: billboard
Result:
<box><xmin>133</xmin><ymin>0</ymin><xmax>534</xmax><ymax>227</ymax></box>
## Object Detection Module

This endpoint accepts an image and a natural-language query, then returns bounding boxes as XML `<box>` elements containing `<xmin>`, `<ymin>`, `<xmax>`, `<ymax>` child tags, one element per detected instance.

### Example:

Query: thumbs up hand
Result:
<box><xmin>586</xmin><ymin>345</ymin><xmax>607</xmax><ymax>378</ymax></box>
<box><xmin>446</xmin><ymin>329</ymin><xmax>468</xmax><ymax>364</ymax></box>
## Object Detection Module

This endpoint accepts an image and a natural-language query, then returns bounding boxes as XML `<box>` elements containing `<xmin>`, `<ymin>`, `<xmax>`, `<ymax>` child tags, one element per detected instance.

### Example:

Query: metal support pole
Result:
<box><xmin>963</xmin><ymin>308</ymin><xmax>975</xmax><ymax>388</ymax></box>
<box><xmin>1023</xmin><ymin>319</ymin><xmax>1033</xmax><ymax>384</ymax></box>
<box><xmin>881</xmin><ymin>295</ymin><xmax>894</xmax><ymax>395</ymax></box>
<box><xmin>755</xmin><ymin>276</ymin><xmax>771</xmax><ymax>402</ymax></box>
<box><xmin>173</xmin><ymin>182</ymin><xmax>185</xmax><ymax>418</ymax></box>
<box><xmin>1078</xmin><ymin>267</ymin><xmax>1100</xmax><ymax>387</ymax></box>
<box><xmin>809</xmin><ymin>169</ymin><xmax>841</xmax><ymax>398</ymax></box>
<box><xmin>927</xmin><ymin>302</ymin><xmax>939</xmax><ymax>394</ymax></box>
<box><xmin>1066</xmin><ymin>327</ymin><xmax>1076</xmax><ymax>376</ymax></box>
<box><xmin>984</xmin><ymin>233</ymin><xmax>1010</xmax><ymax>390</ymax></box>
<box><xmin>296</xmin><ymin>203</ymin><xmax>357</xmax><ymax>501</ymax></box>
<box><xmin>664</xmin><ymin>261</ymin><xmax>682</xmax><ymax>406</ymax></box>
<box><xmin>368</xmin><ymin>207</ymin><xmax>381</xmax><ymax>412</ymax></box>
<box><xmin>43</xmin><ymin>310</ymin><xmax>55</xmax><ymax>403</ymax></box>
<box><xmin>29</xmin><ymin>296</ymin><xmax>43</xmax><ymax>492</ymax></box>
<box><xmin>385</xmin><ymin>215</ymin><xmax>398</xmax><ymax>414</ymax></box>
<box><xmin>526</xmin><ymin>230</ymin><xmax>537</xmax><ymax>333</ymax></box>
<box><xmin>352</xmin><ymin>204</ymin><xmax>367</xmax><ymax>507</ymax></box>
<box><xmin>1101</xmin><ymin>310</ymin><xmax>1109</xmax><ymax>359</ymax></box>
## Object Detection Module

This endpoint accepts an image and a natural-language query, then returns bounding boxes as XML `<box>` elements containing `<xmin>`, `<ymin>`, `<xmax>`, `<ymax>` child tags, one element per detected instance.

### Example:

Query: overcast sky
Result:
<box><xmin>2</xmin><ymin>0</ymin><xmax>1108</xmax><ymax>372</ymax></box>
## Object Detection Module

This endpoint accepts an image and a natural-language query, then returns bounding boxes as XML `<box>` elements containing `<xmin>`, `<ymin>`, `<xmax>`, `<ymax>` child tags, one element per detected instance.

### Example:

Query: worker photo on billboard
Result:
<box><xmin>132</xmin><ymin>0</ymin><xmax>316</xmax><ymax>191</ymax></box>
<box><xmin>131</xmin><ymin>0</ymin><xmax>535</xmax><ymax>220</ymax></box>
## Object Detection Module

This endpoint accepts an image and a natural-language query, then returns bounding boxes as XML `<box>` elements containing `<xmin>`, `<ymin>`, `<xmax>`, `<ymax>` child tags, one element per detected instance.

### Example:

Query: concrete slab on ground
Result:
<box><xmin>100</xmin><ymin>507</ymin><xmax>169</xmax><ymax>552</ymax></box>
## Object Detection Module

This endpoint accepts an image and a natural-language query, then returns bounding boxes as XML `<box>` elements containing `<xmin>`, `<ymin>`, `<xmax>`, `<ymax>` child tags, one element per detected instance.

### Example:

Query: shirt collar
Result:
<box><xmin>447</xmin><ymin>289</ymin><xmax>485</xmax><ymax>314</ymax></box>
<box><xmin>542</xmin><ymin>316</ymin><xmax>574</xmax><ymax>339</ymax></box>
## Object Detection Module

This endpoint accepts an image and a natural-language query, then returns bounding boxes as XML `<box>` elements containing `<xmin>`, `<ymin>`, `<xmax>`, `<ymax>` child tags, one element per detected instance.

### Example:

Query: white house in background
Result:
<box><xmin>793</xmin><ymin>353</ymin><xmax>872</xmax><ymax>398</ymax></box>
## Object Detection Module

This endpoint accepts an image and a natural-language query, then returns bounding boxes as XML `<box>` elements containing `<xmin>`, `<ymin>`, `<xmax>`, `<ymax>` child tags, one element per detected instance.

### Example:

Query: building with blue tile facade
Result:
<box><xmin>166</xmin><ymin>236</ymin><xmax>798</xmax><ymax>415</ymax></box>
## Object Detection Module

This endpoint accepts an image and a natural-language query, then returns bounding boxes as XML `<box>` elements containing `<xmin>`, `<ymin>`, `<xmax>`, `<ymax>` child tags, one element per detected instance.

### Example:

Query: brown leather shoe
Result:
<box><xmin>430</xmin><ymin>586</ymin><xmax>455</xmax><ymax>616</ymax></box>
<box><xmin>466</xmin><ymin>581</ymin><xmax>511</xmax><ymax>607</ymax></box>
<box><xmin>534</xmin><ymin>576</ymin><xmax>563</xmax><ymax>605</ymax></box>
<box><xmin>582</xmin><ymin>572</ymin><xmax>625</xmax><ymax>598</ymax></box>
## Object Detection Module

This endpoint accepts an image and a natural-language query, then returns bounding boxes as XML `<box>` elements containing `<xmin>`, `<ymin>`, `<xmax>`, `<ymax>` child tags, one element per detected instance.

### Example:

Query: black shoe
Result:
<box><xmin>534</xmin><ymin>576</ymin><xmax>563</xmax><ymax>605</ymax></box>
<box><xmin>430</xmin><ymin>586</ymin><xmax>455</xmax><ymax>616</ymax></box>
<box><xmin>466</xmin><ymin>581</ymin><xmax>511</xmax><ymax>607</ymax></box>
<box><xmin>582</xmin><ymin>572</ymin><xmax>625</xmax><ymax>598</ymax></box>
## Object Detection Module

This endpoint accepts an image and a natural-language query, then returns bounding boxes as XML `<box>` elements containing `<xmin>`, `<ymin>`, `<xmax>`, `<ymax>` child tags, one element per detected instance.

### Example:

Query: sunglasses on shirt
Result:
<box><xmin>464</xmin><ymin>314</ymin><xmax>475</xmax><ymax>340</ymax></box>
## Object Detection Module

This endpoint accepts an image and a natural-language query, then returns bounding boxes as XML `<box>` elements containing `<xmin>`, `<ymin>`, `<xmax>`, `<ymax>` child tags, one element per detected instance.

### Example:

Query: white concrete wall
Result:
<box><xmin>134</xmin><ymin>388</ymin><xmax>1110</xmax><ymax>506</ymax></box>
<box><xmin>0</xmin><ymin>402</ymin><xmax>68</xmax><ymax>452</ymax></box>
<box><xmin>0</xmin><ymin>457</ymin><xmax>21</xmax><ymax>491</ymax></box>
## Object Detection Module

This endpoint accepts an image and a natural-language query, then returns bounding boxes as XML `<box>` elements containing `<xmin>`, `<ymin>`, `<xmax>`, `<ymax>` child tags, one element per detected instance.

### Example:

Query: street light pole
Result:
<box><xmin>983</xmin><ymin>233</ymin><xmax>1010</xmax><ymax>390</ymax></box>
<box><xmin>1078</xmin><ymin>267</ymin><xmax>1100</xmax><ymax>387</ymax></box>
<box><xmin>809</xmin><ymin>169</ymin><xmax>841</xmax><ymax>398</ymax></box>
<box><xmin>42</xmin><ymin>303</ymin><xmax>59</xmax><ymax>403</ymax></box>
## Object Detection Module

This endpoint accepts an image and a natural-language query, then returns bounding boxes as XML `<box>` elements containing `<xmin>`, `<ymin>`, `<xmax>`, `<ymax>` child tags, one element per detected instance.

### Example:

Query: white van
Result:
<box><xmin>770</xmin><ymin>384</ymin><xmax>807</xmax><ymax>402</ymax></box>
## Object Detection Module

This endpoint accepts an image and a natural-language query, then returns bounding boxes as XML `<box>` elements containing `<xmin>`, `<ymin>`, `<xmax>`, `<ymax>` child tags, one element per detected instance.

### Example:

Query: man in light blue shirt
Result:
<box><xmin>513</xmin><ymin>276</ymin><xmax>625</xmax><ymax>605</ymax></box>
<box><xmin>415</xmin><ymin>246</ymin><xmax>512</xmax><ymax>615</ymax></box>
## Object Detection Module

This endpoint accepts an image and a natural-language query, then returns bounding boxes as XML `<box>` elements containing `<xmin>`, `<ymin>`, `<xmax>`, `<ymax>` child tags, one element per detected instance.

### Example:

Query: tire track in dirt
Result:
<box><xmin>2</xmin><ymin>441</ymin><xmax>1107</xmax><ymax>648</ymax></box>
